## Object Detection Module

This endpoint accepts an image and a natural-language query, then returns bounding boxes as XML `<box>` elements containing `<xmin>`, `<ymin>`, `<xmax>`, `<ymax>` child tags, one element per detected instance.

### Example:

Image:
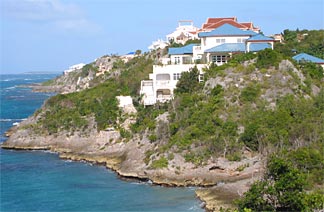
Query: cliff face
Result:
<box><xmin>2</xmin><ymin>108</ymin><xmax>264</xmax><ymax>187</ymax></box>
<box><xmin>32</xmin><ymin>55</ymin><xmax>121</xmax><ymax>94</ymax></box>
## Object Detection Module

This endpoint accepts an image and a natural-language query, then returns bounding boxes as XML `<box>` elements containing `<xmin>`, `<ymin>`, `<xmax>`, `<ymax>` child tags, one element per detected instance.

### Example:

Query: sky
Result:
<box><xmin>1</xmin><ymin>0</ymin><xmax>323</xmax><ymax>74</ymax></box>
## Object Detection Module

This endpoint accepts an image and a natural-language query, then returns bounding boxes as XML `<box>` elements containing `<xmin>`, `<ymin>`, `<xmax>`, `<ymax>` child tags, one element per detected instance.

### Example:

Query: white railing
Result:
<box><xmin>155</xmin><ymin>80</ymin><xmax>170</xmax><ymax>87</ymax></box>
<box><xmin>157</xmin><ymin>95</ymin><xmax>173</xmax><ymax>103</ymax></box>
<box><xmin>141</xmin><ymin>80</ymin><xmax>153</xmax><ymax>86</ymax></box>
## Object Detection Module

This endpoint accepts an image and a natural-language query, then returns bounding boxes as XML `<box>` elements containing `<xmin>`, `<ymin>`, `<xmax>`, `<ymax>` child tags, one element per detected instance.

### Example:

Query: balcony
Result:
<box><xmin>155</xmin><ymin>80</ymin><xmax>172</xmax><ymax>90</ymax></box>
<box><xmin>157</xmin><ymin>94</ymin><xmax>173</xmax><ymax>103</ymax></box>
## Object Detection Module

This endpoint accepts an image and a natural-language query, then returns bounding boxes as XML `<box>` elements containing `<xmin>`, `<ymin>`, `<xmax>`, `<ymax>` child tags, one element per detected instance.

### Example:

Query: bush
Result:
<box><xmin>148</xmin><ymin>134</ymin><xmax>157</xmax><ymax>142</ymax></box>
<box><xmin>240</xmin><ymin>84</ymin><xmax>261</xmax><ymax>103</ymax></box>
<box><xmin>256</xmin><ymin>49</ymin><xmax>283</xmax><ymax>69</ymax></box>
<box><xmin>151</xmin><ymin>157</ymin><xmax>168</xmax><ymax>169</ymax></box>
<box><xmin>237</xmin><ymin>156</ymin><xmax>324</xmax><ymax>211</ymax></box>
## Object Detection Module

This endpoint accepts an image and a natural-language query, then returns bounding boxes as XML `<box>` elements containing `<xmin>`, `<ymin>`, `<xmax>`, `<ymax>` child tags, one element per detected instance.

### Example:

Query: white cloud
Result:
<box><xmin>2</xmin><ymin>0</ymin><xmax>101</xmax><ymax>33</ymax></box>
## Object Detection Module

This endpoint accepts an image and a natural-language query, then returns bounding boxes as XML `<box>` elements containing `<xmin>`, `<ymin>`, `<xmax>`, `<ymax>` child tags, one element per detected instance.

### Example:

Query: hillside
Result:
<box><xmin>2</xmin><ymin>31</ymin><xmax>324</xmax><ymax>211</ymax></box>
<box><xmin>32</xmin><ymin>55</ymin><xmax>127</xmax><ymax>93</ymax></box>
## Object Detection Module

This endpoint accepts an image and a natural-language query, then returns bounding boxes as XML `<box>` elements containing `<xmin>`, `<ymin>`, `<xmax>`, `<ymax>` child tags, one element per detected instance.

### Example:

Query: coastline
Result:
<box><xmin>2</xmin><ymin>120</ymin><xmax>264</xmax><ymax>211</ymax></box>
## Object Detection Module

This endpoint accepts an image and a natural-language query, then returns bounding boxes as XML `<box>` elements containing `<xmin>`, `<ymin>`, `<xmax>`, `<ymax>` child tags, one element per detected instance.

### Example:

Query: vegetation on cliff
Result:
<box><xmin>21</xmin><ymin>29</ymin><xmax>324</xmax><ymax>210</ymax></box>
<box><xmin>32</xmin><ymin>55</ymin><xmax>153</xmax><ymax>134</ymax></box>
<box><xmin>275</xmin><ymin>29</ymin><xmax>324</xmax><ymax>59</ymax></box>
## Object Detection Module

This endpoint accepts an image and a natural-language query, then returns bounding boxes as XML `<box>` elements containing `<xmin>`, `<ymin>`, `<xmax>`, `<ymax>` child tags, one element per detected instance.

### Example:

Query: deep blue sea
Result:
<box><xmin>0</xmin><ymin>74</ymin><xmax>203</xmax><ymax>212</ymax></box>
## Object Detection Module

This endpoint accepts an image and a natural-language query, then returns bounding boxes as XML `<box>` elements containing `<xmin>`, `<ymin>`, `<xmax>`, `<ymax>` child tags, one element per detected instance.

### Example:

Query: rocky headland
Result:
<box><xmin>2</xmin><ymin>50</ymin><xmax>320</xmax><ymax>211</ymax></box>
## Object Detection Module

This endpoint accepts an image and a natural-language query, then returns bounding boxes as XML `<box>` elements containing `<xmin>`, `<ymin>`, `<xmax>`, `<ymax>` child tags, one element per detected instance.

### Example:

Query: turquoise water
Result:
<box><xmin>0</xmin><ymin>74</ymin><xmax>203</xmax><ymax>211</ymax></box>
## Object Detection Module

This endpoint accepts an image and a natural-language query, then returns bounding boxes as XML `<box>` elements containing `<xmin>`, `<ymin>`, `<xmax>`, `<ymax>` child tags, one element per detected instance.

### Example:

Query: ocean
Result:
<box><xmin>0</xmin><ymin>73</ymin><xmax>203</xmax><ymax>211</ymax></box>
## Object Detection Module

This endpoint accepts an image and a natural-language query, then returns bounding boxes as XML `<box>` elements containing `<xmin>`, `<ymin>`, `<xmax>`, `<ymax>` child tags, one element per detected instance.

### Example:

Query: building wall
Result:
<box><xmin>202</xmin><ymin>35</ymin><xmax>250</xmax><ymax>51</ymax></box>
<box><xmin>167</xmin><ymin>25</ymin><xmax>199</xmax><ymax>44</ymax></box>
<box><xmin>170</xmin><ymin>55</ymin><xmax>193</xmax><ymax>64</ymax></box>
<box><xmin>140</xmin><ymin>64</ymin><xmax>206</xmax><ymax>105</ymax></box>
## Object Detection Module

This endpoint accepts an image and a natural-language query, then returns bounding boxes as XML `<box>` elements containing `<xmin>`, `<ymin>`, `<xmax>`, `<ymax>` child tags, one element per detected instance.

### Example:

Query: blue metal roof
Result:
<box><xmin>205</xmin><ymin>43</ymin><xmax>245</xmax><ymax>53</ymax></box>
<box><xmin>247</xmin><ymin>34</ymin><xmax>274</xmax><ymax>41</ymax></box>
<box><xmin>168</xmin><ymin>44</ymin><xmax>198</xmax><ymax>55</ymax></box>
<box><xmin>292</xmin><ymin>53</ymin><xmax>324</xmax><ymax>64</ymax></box>
<box><xmin>198</xmin><ymin>24</ymin><xmax>257</xmax><ymax>37</ymax></box>
<box><xmin>205</xmin><ymin>43</ymin><xmax>271</xmax><ymax>53</ymax></box>
<box><xmin>249</xmin><ymin>43</ymin><xmax>272</xmax><ymax>51</ymax></box>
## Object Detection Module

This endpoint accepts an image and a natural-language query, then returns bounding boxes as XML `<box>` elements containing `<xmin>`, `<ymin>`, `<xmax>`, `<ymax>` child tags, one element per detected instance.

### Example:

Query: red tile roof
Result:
<box><xmin>240</xmin><ymin>22</ymin><xmax>260</xmax><ymax>31</ymax></box>
<box><xmin>203</xmin><ymin>20</ymin><xmax>248</xmax><ymax>30</ymax></box>
<box><xmin>201</xmin><ymin>17</ymin><xmax>260</xmax><ymax>32</ymax></box>
<box><xmin>205</xmin><ymin>17</ymin><xmax>237</xmax><ymax>24</ymax></box>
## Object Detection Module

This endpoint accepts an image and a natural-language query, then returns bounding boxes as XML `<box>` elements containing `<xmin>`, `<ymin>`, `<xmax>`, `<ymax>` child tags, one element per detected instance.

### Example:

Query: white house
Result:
<box><xmin>64</xmin><ymin>63</ymin><xmax>86</xmax><ymax>75</ymax></box>
<box><xmin>196</xmin><ymin>24</ymin><xmax>274</xmax><ymax>65</ymax></box>
<box><xmin>140</xmin><ymin>20</ymin><xmax>274</xmax><ymax>106</ymax></box>
<box><xmin>166</xmin><ymin>20</ymin><xmax>199</xmax><ymax>45</ymax></box>
<box><xmin>140</xmin><ymin>64</ymin><xmax>206</xmax><ymax>106</ymax></box>
<box><xmin>148</xmin><ymin>39</ymin><xmax>169</xmax><ymax>51</ymax></box>
<box><xmin>121</xmin><ymin>52</ymin><xmax>136</xmax><ymax>63</ymax></box>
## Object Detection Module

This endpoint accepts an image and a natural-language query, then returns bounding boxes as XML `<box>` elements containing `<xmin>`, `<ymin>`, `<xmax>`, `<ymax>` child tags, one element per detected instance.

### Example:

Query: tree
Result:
<box><xmin>135</xmin><ymin>49</ymin><xmax>142</xmax><ymax>55</ymax></box>
<box><xmin>237</xmin><ymin>156</ymin><xmax>324</xmax><ymax>211</ymax></box>
<box><xmin>174</xmin><ymin>66</ymin><xmax>201</xmax><ymax>94</ymax></box>
<box><xmin>283</xmin><ymin>29</ymin><xmax>297</xmax><ymax>42</ymax></box>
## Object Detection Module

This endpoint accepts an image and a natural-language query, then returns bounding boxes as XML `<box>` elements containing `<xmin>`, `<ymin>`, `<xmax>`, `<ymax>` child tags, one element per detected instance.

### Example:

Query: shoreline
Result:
<box><xmin>1</xmin><ymin>142</ymin><xmax>263</xmax><ymax>211</ymax></box>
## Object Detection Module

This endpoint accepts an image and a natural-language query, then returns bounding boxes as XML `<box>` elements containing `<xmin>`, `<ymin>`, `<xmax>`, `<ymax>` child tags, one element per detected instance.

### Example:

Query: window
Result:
<box><xmin>212</xmin><ymin>55</ymin><xmax>228</xmax><ymax>63</ymax></box>
<box><xmin>173</xmin><ymin>73</ymin><xmax>181</xmax><ymax>80</ymax></box>
<box><xmin>212</xmin><ymin>55</ymin><xmax>217</xmax><ymax>63</ymax></box>
<box><xmin>216</xmin><ymin>38</ymin><xmax>226</xmax><ymax>44</ymax></box>
<box><xmin>237</xmin><ymin>38</ymin><xmax>247</xmax><ymax>43</ymax></box>
<box><xmin>174</xmin><ymin>57</ymin><xmax>180</xmax><ymax>64</ymax></box>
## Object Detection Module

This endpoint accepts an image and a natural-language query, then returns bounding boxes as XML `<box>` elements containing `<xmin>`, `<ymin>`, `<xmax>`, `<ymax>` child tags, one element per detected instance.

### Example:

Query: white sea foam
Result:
<box><xmin>5</xmin><ymin>86</ymin><xmax>16</xmax><ymax>90</ymax></box>
<box><xmin>8</xmin><ymin>95</ymin><xmax>25</xmax><ymax>99</ymax></box>
<box><xmin>0</xmin><ymin>118</ymin><xmax>24</xmax><ymax>122</ymax></box>
<box><xmin>0</xmin><ymin>78</ymin><xmax>17</xmax><ymax>82</ymax></box>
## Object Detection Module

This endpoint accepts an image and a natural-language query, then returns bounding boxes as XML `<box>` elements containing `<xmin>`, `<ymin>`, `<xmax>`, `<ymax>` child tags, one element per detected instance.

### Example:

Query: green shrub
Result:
<box><xmin>144</xmin><ymin>150</ymin><xmax>154</xmax><ymax>165</ymax></box>
<box><xmin>120</xmin><ymin>128</ymin><xmax>131</xmax><ymax>139</ymax></box>
<box><xmin>226</xmin><ymin>152</ymin><xmax>241</xmax><ymax>161</ymax></box>
<box><xmin>255</xmin><ymin>49</ymin><xmax>283</xmax><ymax>69</ymax></box>
<box><xmin>148</xmin><ymin>134</ymin><xmax>157</xmax><ymax>142</ymax></box>
<box><xmin>237</xmin><ymin>156</ymin><xmax>324</xmax><ymax>211</ymax></box>
<box><xmin>151</xmin><ymin>157</ymin><xmax>168</xmax><ymax>169</ymax></box>
<box><xmin>240</xmin><ymin>84</ymin><xmax>261</xmax><ymax>102</ymax></box>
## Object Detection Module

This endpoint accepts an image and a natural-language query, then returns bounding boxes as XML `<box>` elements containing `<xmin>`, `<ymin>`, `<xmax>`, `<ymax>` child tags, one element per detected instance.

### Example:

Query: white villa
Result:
<box><xmin>166</xmin><ymin>20</ymin><xmax>199</xmax><ymax>45</ymax></box>
<box><xmin>140</xmin><ymin>19</ymin><xmax>275</xmax><ymax>106</ymax></box>
<box><xmin>148</xmin><ymin>39</ymin><xmax>169</xmax><ymax>51</ymax></box>
<box><xmin>64</xmin><ymin>63</ymin><xmax>86</xmax><ymax>75</ymax></box>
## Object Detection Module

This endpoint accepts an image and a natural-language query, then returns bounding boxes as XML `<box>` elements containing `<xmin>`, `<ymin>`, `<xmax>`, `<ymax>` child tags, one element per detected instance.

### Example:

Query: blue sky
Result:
<box><xmin>1</xmin><ymin>0</ymin><xmax>323</xmax><ymax>73</ymax></box>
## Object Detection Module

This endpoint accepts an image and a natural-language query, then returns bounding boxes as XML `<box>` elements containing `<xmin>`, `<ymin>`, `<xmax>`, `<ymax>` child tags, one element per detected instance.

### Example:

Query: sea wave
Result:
<box><xmin>0</xmin><ymin>118</ymin><xmax>26</xmax><ymax>122</ymax></box>
<box><xmin>6</xmin><ymin>95</ymin><xmax>26</xmax><ymax>99</ymax></box>
<box><xmin>4</xmin><ymin>86</ymin><xmax>16</xmax><ymax>90</ymax></box>
<box><xmin>0</xmin><ymin>78</ymin><xmax>18</xmax><ymax>82</ymax></box>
